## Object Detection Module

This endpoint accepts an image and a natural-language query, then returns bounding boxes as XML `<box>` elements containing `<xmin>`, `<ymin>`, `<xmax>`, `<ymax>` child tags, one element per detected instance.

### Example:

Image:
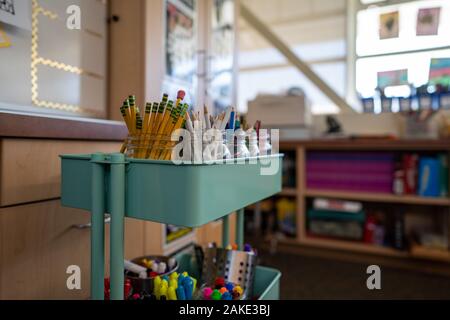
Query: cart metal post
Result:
<box><xmin>222</xmin><ymin>214</ymin><xmax>230</xmax><ymax>247</ymax></box>
<box><xmin>109</xmin><ymin>153</ymin><xmax>126</xmax><ymax>300</ymax></box>
<box><xmin>236</xmin><ymin>208</ymin><xmax>245</xmax><ymax>250</ymax></box>
<box><xmin>90</xmin><ymin>153</ymin><xmax>106</xmax><ymax>300</ymax></box>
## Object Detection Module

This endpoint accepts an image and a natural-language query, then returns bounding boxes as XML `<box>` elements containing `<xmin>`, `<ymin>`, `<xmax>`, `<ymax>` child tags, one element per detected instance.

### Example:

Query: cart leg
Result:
<box><xmin>109</xmin><ymin>153</ymin><xmax>126</xmax><ymax>300</ymax></box>
<box><xmin>236</xmin><ymin>208</ymin><xmax>245</xmax><ymax>250</ymax></box>
<box><xmin>91</xmin><ymin>153</ymin><xmax>105</xmax><ymax>300</ymax></box>
<box><xmin>222</xmin><ymin>215</ymin><xmax>229</xmax><ymax>247</ymax></box>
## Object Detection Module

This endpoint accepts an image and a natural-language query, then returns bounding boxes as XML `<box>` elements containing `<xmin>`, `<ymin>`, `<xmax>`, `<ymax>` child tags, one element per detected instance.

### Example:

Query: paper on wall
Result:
<box><xmin>0</xmin><ymin>0</ymin><xmax>31</xmax><ymax>31</ymax></box>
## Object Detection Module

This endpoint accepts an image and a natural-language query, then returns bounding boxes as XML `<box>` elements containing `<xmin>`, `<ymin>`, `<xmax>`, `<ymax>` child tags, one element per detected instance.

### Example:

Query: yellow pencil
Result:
<box><xmin>161</xmin><ymin>104</ymin><xmax>189</xmax><ymax>160</ymax></box>
<box><xmin>143</xmin><ymin>102</ymin><xmax>152</xmax><ymax>134</ymax></box>
<box><xmin>128</xmin><ymin>95</ymin><xmax>137</xmax><ymax>134</ymax></box>
<box><xmin>152</xmin><ymin>95</ymin><xmax>169</xmax><ymax>134</ymax></box>
<box><xmin>141</xmin><ymin>102</ymin><xmax>159</xmax><ymax>158</ymax></box>
<box><xmin>146</xmin><ymin>97</ymin><xmax>169</xmax><ymax>158</ymax></box>
<box><xmin>120</xmin><ymin>102</ymin><xmax>131</xmax><ymax>132</ymax></box>
<box><xmin>152</xmin><ymin>102</ymin><xmax>183</xmax><ymax>159</ymax></box>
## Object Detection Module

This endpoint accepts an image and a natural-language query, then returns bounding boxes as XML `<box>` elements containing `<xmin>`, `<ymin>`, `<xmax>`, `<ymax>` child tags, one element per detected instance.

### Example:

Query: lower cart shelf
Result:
<box><xmin>176</xmin><ymin>253</ymin><xmax>281</xmax><ymax>300</ymax></box>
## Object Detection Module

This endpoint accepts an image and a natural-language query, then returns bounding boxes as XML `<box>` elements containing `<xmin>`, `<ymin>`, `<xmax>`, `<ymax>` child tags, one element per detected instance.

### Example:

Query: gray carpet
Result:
<box><xmin>257</xmin><ymin>250</ymin><xmax>450</xmax><ymax>299</ymax></box>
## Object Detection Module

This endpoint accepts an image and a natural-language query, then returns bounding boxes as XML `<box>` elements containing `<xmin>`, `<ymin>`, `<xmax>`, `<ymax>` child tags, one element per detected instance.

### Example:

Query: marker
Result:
<box><xmin>168</xmin><ymin>286</ymin><xmax>177</xmax><ymax>300</ymax></box>
<box><xmin>124</xmin><ymin>260</ymin><xmax>147</xmax><ymax>279</ymax></box>
<box><xmin>211</xmin><ymin>289</ymin><xmax>222</xmax><ymax>300</ymax></box>
<box><xmin>157</xmin><ymin>262</ymin><xmax>167</xmax><ymax>274</ymax></box>
<box><xmin>176</xmin><ymin>285</ymin><xmax>186</xmax><ymax>300</ymax></box>
<box><xmin>185</xmin><ymin>111</ymin><xmax>194</xmax><ymax>133</ymax></box>
<box><xmin>225</xmin><ymin>282</ymin><xmax>234</xmax><ymax>292</ymax></box>
<box><xmin>183</xmin><ymin>277</ymin><xmax>193</xmax><ymax>299</ymax></box>
<box><xmin>168</xmin><ymin>258</ymin><xmax>176</xmax><ymax>270</ymax></box>
<box><xmin>229</xmin><ymin>108</ymin><xmax>235</xmax><ymax>130</ymax></box>
<box><xmin>151</xmin><ymin>261</ymin><xmax>159</xmax><ymax>273</ymax></box>
<box><xmin>219</xmin><ymin>287</ymin><xmax>228</xmax><ymax>294</ymax></box>
<box><xmin>220</xmin><ymin>106</ymin><xmax>233</xmax><ymax>130</ymax></box>
<box><xmin>169</xmin><ymin>278</ymin><xmax>178</xmax><ymax>289</ymax></box>
<box><xmin>202</xmin><ymin>287</ymin><xmax>213</xmax><ymax>300</ymax></box>
<box><xmin>233</xmin><ymin>285</ymin><xmax>243</xmax><ymax>299</ymax></box>
<box><xmin>234</xmin><ymin>112</ymin><xmax>240</xmax><ymax>130</ymax></box>
<box><xmin>204</xmin><ymin>105</ymin><xmax>211</xmax><ymax>129</ymax></box>
<box><xmin>159</xmin><ymin>282</ymin><xmax>168</xmax><ymax>300</ymax></box>
<box><xmin>153</xmin><ymin>276</ymin><xmax>161</xmax><ymax>296</ymax></box>
<box><xmin>178</xmin><ymin>273</ymin><xmax>186</xmax><ymax>286</ymax></box>
<box><xmin>215</xmin><ymin>277</ymin><xmax>225</xmax><ymax>289</ymax></box>
<box><xmin>221</xmin><ymin>291</ymin><xmax>232</xmax><ymax>300</ymax></box>
<box><xmin>254</xmin><ymin>120</ymin><xmax>261</xmax><ymax>140</ymax></box>
<box><xmin>190</xmin><ymin>276</ymin><xmax>197</xmax><ymax>291</ymax></box>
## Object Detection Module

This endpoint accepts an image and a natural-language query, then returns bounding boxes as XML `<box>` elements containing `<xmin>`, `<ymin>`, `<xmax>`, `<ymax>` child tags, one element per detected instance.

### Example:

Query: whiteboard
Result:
<box><xmin>0</xmin><ymin>0</ymin><xmax>107</xmax><ymax>118</ymax></box>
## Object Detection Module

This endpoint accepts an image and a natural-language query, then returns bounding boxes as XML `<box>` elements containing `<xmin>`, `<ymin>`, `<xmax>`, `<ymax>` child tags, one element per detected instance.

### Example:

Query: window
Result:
<box><xmin>355</xmin><ymin>0</ymin><xmax>450</xmax><ymax>99</ymax></box>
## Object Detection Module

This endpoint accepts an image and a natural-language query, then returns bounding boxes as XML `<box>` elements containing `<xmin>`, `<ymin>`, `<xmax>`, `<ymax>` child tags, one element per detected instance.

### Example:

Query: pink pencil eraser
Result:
<box><xmin>177</xmin><ymin>90</ymin><xmax>186</xmax><ymax>100</ymax></box>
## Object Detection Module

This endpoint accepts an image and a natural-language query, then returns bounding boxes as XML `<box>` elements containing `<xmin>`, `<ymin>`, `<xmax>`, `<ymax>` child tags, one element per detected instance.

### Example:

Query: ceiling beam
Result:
<box><xmin>240</xmin><ymin>3</ymin><xmax>355</xmax><ymax>113</ymax></box>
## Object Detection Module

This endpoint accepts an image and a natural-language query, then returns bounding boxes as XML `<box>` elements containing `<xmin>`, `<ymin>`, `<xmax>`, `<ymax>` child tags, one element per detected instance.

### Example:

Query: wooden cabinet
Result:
<box><xmin>0</xmin><ymin>200</ymin><xmax>147</xmax><ymax>299</ymax></box>
<box><xmin>0</xmin><ymin>139</ymin><xmax>121</xmax><ymax>206</ymax></box>
<box><xmin>0</xmin><ymin>200</ymin><xmax>91</xmax><ymax>299</ymax></box>
<box><xmin>0</xmin><ymin>135</ymin><xmax>148</xmax><ymax>299</ymax></box>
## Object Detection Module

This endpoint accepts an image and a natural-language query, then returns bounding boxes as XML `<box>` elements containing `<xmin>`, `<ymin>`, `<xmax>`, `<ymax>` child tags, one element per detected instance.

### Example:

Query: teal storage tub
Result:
<box><xmin>60</xmin><ymin>154</ymin><xmax>282</xmax><ymax>227</ymax></box>
<box><xmin>175</xmin><ymin>253</ymin><xmax>281</xmax><ymax>300</ymax></box>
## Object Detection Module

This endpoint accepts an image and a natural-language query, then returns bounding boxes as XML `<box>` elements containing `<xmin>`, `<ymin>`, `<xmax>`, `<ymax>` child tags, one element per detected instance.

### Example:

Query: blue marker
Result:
<box><xmin>182</xmin><ymin>277</ymin><xmax>193</xmax><ymax>300</ymax></box>
<box><xmin>229</xmin><ymin>109</ymin><xmax>235</xmax><ymax>130</ymax></box>
<box><xmin>221</xmin><ymin>291</ymin><xmax>232</xmax><ymax>300</ymax></box>
<box><xmin>178</xmin><ymin>274</ymin><xmax>185</xmax><ymax>286</ymax></box>
<box><xmin>176</xmin><ymin>285</ymin><xmax>186</xmax><ymax>300</ymax></box>
<box><xmin>225</xmin><ymin>282</ymin><xmax>234</xmax><ymax>292</ymax></box>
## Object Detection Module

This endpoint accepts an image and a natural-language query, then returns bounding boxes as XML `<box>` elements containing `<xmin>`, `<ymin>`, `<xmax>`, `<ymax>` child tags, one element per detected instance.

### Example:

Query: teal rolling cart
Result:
<box><xmin>60</xmin><ymin>153</ymin><xmax>283</xmax><ymax>300</ymax></box>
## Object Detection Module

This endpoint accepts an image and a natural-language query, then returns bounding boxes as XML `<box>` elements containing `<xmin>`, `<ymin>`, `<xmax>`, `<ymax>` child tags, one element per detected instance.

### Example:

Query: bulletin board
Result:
<box><xmin>0</xmin><ymin>0</ymin><xmax>107</xmax><ymax>118</ymax></box>
<box><xmin>163</xmin><ymin>0</ymin><xmax>197</xmax><ymax>108</ymax></box>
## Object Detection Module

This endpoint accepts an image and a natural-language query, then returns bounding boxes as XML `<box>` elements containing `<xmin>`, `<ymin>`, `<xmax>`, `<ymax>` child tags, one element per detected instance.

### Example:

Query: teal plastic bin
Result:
<box><xmin>60</xmin><ymin>152</ymin><xmax>283</xmax><ymax>300</ymax></box>
<box><xmin>175</xmin><ymin>253</ymin><xmax>281</xmax><ymax>300</ymax></box>
<box><xmin>61</xmin><ymin>154</ymin><xmax>282</xmax><ymax>227</ymax></box>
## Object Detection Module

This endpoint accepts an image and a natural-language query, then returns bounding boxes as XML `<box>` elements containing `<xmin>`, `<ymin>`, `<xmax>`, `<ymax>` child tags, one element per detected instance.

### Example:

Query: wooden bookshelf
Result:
<box><xmin>270</xmin><ymin>139</ymin><xmax>450</xmax><ymax>266</ymax></box>
<box><xmin>410</xmin><ymin>244</ymin><xmax>450</xmax><ymax>263</ymax></box>
<box><xmin>280</xmin><ymin>188</ymin><xmax>297</xmax><ymax>196</ymax></box>
<box><xmin>305</xmin><ymin>189</ymin><xmax>450</xmax><ymax>206</ymax></box>
<box><xmin>300</xmin><ymin>237</ymin><xmax>408</xmax><ymax>258</ymax></box>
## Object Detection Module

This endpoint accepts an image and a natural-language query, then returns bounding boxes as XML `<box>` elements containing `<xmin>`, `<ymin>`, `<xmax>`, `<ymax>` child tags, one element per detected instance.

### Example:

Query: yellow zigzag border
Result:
<box><xmin>31</xmin><ymin>0</ymin><xmax>102</xmax><ymax>114</ymax></box>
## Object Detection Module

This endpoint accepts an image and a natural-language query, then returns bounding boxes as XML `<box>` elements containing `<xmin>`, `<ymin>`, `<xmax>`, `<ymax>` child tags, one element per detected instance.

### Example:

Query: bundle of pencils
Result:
<box><xmin>119</xmin><ymin>91</ymin><xmax>189</xmax><ymax>160</ymax></box>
